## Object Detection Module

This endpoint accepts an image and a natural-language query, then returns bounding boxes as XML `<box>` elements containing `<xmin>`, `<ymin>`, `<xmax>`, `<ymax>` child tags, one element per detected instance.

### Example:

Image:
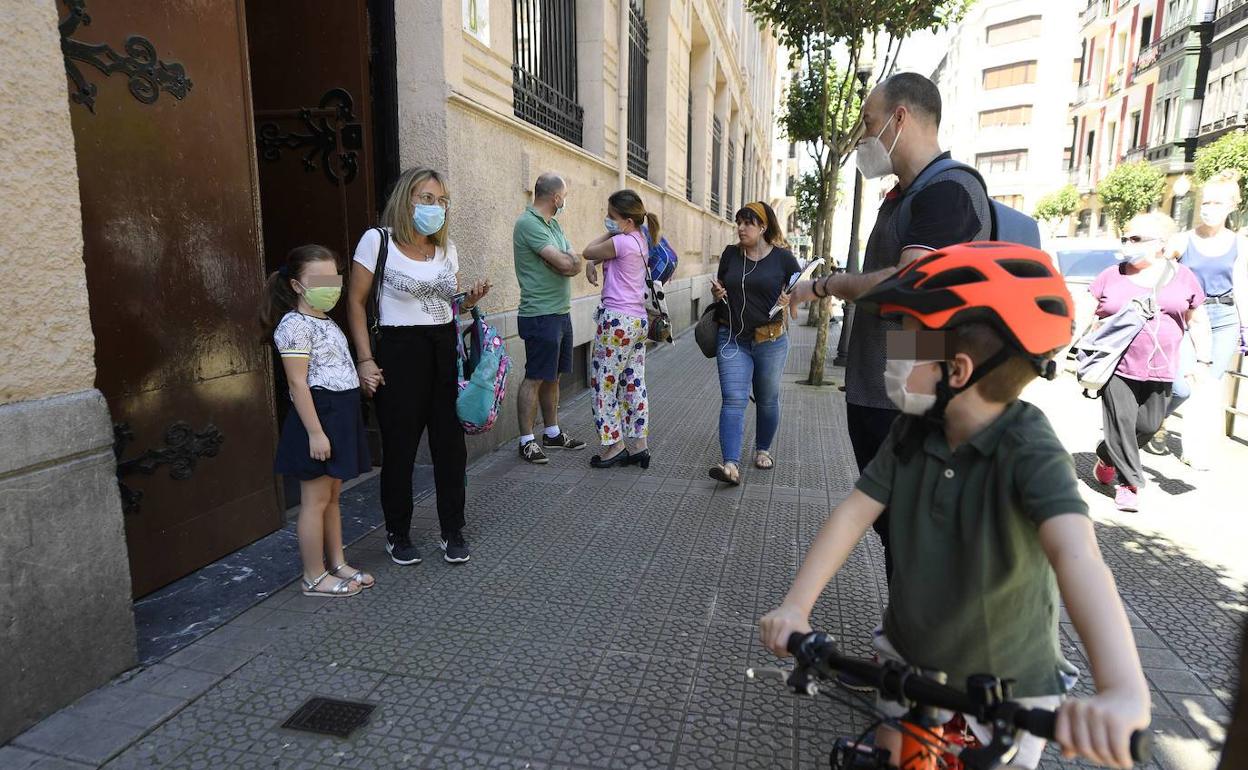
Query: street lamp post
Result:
<box><xmin>832</xmin><ymin>67</ymin><xmax>873</xmax><ymax>368</ymax></box>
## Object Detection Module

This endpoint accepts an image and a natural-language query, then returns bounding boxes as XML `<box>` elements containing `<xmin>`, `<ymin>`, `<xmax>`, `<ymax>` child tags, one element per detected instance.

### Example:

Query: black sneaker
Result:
<box><xmin>385</xmin><ymin>532</ymin><xmax>422</xmax><ymax>565</ymax></box>
<box><xmin>519</xmin><ymin>440</ymin><xmax>549</xmax><ymax>464</ymax></box>
<box><xmin>542</xmin><ymin>432</ymin><xmax>586</xmax><ymax>450</ymax></box>
<box><xmin>440</xmin><ymin>531</ymin><xmax>471</xmax><ymax>564</ymax></box>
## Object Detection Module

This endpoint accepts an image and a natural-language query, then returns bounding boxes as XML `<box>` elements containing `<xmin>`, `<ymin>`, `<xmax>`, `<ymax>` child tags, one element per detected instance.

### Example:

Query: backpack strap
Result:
<box><xmin>893</xmin><ymin>157</ymin><xmax>998</xmax><ymax>245</ymax></box>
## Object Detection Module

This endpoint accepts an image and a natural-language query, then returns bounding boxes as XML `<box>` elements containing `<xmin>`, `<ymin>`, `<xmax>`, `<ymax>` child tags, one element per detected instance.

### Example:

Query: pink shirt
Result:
<box><xmin>1090</xmin><ymin>263</ymin><xmax>1205</xmax><ymax>382</ymax></box>
<box><xmin>602</xmin><ymin>232</ymin><xmax>648</xmax><ymax>318</ymax></box>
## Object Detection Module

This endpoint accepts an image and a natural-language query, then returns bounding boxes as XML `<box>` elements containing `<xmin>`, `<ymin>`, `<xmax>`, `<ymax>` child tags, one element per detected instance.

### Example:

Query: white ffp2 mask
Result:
<box><xmin>884</xmin><ymin>358</ymin><xmax>939</xmax><ymax>415</ymax></box>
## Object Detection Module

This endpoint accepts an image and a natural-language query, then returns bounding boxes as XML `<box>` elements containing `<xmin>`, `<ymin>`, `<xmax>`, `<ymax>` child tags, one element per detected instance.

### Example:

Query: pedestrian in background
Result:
<box><xmin>1090</xmin><ymin>213</ymin><xmax>1210</xmax><ymax>512</ymax></box>
<box><xmin>1163</xmin><ymin>170</ymin><xmax>1248</xmax><ymax>469</ymax></box>
<box><xmin>265</xmin><ymin>245</ymin><xmax>372</xmax><ymax>597</ymax></box>
<box><xmin>513</xmin><ymin>172</ymin><xmax>587</xmax><ymax>464</ymax></box>
<box><xmin>582</xmin><ymin>189</ymin><xmax>656</xmax><ymax>469</ymax></box>
<box><xmin>346</xmin><ymin>167</ymin><xmax>489</xmax><ymax>566</ymax></box>
<box><xmin>708</xmin><ymin>201</ymin><xmax>799</xmax><ymax>486</ymax></box>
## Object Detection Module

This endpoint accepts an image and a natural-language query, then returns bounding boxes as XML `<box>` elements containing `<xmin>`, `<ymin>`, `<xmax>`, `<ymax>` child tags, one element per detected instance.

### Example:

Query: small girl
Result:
<box><xmin>263</xmin><ymin>245</ymin><xmax>375</xmax><ymax>597</ymax></box>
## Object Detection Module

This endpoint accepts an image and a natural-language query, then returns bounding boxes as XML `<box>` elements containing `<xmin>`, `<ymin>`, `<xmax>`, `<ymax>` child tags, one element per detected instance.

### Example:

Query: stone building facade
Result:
<box><xmin>0</xmin><ymin>0</ymin><xmax>778</xmax><ymax>741</ymax></box>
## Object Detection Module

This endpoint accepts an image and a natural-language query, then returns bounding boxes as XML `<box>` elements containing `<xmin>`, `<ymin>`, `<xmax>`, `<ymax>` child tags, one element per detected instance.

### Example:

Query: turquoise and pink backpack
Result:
<box><xmin>454</xmin><ymin>305</ymin><xmax>511</xmax><ymax>434</ymax></box>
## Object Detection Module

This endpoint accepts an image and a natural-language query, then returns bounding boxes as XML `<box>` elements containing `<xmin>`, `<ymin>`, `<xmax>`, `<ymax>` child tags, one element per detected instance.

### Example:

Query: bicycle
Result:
<box><xmin>747</xmin><ymin>630</ymin><xmax>1153</xmax><ymax>770</ymax></box>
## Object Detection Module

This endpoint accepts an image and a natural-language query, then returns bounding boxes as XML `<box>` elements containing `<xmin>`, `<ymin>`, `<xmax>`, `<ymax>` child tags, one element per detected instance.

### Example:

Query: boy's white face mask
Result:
<box><xmin>884</xmin><ymin>359</ymin><xmax>939</xmax><ymax>416</ymax></box>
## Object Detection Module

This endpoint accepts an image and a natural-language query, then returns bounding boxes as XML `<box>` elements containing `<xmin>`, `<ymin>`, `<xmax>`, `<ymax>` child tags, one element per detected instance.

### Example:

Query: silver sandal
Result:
<box><xmin>329</xmin><ymin>563</ymin><xmax>374</xmax><ymax>589</ymax></box>
<box><xmin>301</xmin><ymin>570</ymin><xmax>361</xmax><ymax>598</ymax></box>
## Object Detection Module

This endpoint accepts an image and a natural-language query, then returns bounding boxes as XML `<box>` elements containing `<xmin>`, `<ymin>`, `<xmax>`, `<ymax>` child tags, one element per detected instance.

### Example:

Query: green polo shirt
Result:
<box><xmin>856</xmin><ymin>400</ymin><xmax>1089</xmax><ymax>697</ymax></box>
<box><xmin>513</xmin><ymin>205</ymin><xmax>572</xmax><ymax>317</ymax></box>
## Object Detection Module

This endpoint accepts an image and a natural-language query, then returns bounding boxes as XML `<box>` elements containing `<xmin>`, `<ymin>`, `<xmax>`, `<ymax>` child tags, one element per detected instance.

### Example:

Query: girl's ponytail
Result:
<box><xmin>643</xmin><ymin>212</ymin><xmax>661</xmax><ymax>251</ymax></box>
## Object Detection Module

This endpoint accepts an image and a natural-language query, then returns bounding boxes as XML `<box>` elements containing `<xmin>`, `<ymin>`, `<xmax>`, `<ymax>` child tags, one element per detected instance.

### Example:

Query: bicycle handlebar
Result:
<box><xmin>786</xmin><ymin>632</ymin><xmax>1152</xmax><ymax>764</ymax></box>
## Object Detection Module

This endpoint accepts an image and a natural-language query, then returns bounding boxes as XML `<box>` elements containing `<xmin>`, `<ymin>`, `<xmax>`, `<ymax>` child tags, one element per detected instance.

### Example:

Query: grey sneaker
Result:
<box><xmin>542</xmin><ymin>432</ymin><xmax>586</xmax><ymax>450</ymax></box>
<box><xmin>520</xmin><ymin>440</ymin><xmax>549</xmax><ymax>464</ymax></box>
<box><xmin>440</xmin><ymin>531</ymin><xmax>471</xmax><ymax>563</ymax></box>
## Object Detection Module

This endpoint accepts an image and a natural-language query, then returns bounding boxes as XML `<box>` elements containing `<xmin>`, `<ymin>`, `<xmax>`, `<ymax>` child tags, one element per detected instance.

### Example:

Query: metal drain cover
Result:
<box><xmin>282</xmin><ymin>697</ymin><xmax>376</xmax><ymax>738</ymax></box>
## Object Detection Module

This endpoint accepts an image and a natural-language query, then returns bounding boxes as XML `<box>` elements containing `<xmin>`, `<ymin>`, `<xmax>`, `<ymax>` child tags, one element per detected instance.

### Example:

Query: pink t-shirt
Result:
<box><xmin>1090</xmin><ymin>262</ymin><xmax>1205</xmax><ymax>382</ymax></box>
<box><xmin>602</xmin><ymin>232</ymin><xmax>647</xmax><ymax>318</ymax></box>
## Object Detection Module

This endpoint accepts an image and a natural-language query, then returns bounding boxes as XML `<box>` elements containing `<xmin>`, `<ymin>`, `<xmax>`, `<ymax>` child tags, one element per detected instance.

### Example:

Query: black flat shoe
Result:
<box><xmin>624</xmin><ymin>450</ymin><xmax>651</xmax><ymax>470</ymax></box>
<box><xmin>590</xmin><ymin>449</ymin><xmax>631</xmax><ymax>468</ymax></box>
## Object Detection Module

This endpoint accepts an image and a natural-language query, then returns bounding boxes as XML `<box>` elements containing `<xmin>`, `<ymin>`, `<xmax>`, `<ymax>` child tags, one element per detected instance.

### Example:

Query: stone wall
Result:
<box><xmin>0</xmin><ymin>0</ymin><xmax>136</xmax><ymax>743</ymax></box>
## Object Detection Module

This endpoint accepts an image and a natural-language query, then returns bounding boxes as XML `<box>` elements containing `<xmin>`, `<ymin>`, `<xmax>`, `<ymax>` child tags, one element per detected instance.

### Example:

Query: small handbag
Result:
<box><xmin>695</xmin><ymin>302</ymin><xmax>721</xmax><ymax>358</ymax></box>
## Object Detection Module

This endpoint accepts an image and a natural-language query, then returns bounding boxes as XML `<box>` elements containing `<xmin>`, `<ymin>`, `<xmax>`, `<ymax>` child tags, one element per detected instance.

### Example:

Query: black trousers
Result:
<box><xmin>846</xmin><ymin>402</ymin><xmax>901</xmax><ymax>584</ymax></box>
<box><xmin>374</xmin><ymin>324</ymin><xmax>467</xmax><ymax>538</ymax></box>
<box><xmin>1096</xmin><ymin>375</ymin><xmax>1170</xmax><ymax>490</ymax></box>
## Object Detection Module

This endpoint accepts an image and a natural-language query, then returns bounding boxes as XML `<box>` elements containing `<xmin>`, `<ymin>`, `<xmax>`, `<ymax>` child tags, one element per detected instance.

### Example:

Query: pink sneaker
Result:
<box><xmin>1093</xmin><ymin>459</ymin><xmax>1116</xmax><ymax>485</ymax></box>
<box><xmin>1114</xmin><ymin>485</ymin><xmax>1139</xmax><ymax>512</ymax></box>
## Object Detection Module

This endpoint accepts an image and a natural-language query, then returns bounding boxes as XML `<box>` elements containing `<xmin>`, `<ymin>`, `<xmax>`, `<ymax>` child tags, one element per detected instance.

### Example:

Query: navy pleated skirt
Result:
<box><xmin>274</xmin><ymin>387</ymin><xmax>372</xmax><ymax>481</ymax></box>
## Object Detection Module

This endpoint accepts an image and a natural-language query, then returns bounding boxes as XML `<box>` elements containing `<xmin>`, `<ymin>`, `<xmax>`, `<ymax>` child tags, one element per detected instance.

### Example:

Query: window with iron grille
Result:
<box><xmin>726</xmin><ymin>140</ymin><xmax>736</xmax><ymax>220</ymax></box>
<box><xmin>711</xmin><ymin>117</ymin><xmax>722</xmax><ymax>214</ymax></box>
<box><xmin>627</xmin><ymin>1</ymin><xmax>649</xmax><ymax>178</ymax></box>
<box><xmin>685</xmin><ymin>91</ymin><xmax>694</xmax><ymax>201</ymax></box>
<box><xmin>512</xmin><ymin>0</ymin><xmax>583</xmax><ymax>146</ymax></box>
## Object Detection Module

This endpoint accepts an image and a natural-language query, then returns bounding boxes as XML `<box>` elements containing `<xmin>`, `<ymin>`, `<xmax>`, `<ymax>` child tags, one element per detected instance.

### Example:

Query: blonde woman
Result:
<box><xmin>346</xmin><ymin>168</ymin><xmax>489</xmax><ymax>565</ymax></box>
<box><xmin>1166</xmin><ymin>170</ymin><xmax>1248</xmax><ymax>469</ymax></box>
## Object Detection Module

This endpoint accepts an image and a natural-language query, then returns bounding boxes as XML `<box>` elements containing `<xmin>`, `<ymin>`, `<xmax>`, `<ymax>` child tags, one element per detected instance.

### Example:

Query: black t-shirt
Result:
<box><xmin>898</xmin><ymin>177</ymin><xmax>987</xmax><ymax>250</ymax></box>
<box><xmin>717</xmin><ymin>245</ymin><xmax>801</xmax><ymax>338</ymax></box>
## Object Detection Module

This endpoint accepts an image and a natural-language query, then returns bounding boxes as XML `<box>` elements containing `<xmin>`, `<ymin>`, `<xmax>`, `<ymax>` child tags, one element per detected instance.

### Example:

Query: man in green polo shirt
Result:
<box><xmin>759</xmin><ymin>244</ymin><xmax>1150</xmax><ymax>769</ymax></box>
<box><xmin>513</xmin><ymin>172</ymin><xmax>586</xmax><ymax>464</ymax></box>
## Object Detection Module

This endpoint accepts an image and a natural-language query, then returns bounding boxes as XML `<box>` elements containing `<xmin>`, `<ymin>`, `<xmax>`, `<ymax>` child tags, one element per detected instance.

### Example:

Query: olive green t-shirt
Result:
<box><xmin>855</xmin><ymin>400</ymin><xmax>1089</xmax><ymax>697</ymax></box>
<box><xmin>513</xmin><ymin>205</ymin><xmax>572</xmax><ymax>317</ymax></box>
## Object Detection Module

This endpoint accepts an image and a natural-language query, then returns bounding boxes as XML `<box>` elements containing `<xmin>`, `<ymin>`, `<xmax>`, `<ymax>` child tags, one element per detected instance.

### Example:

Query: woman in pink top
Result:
<box><xmin>582</xmin><ymin>190</ymin><xmax>658</xmax><ymax>469</ymax></box>
<box><xmin>1089</xmin><ymin>212</ymin><xmax>1210</xmax><ymax>512</ymax></box>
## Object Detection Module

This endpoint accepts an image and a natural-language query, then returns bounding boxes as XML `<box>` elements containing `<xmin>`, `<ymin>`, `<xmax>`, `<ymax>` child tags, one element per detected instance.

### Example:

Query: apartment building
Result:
<box><xmin>1070</xmin><ymin>0</ymin><xmax>1163</xmax><ymax>235</ymax></box>
<box><xmin>932</xmin><ymin>0</ymin><xmax>1080</xmax><ymax>219</ymax></box>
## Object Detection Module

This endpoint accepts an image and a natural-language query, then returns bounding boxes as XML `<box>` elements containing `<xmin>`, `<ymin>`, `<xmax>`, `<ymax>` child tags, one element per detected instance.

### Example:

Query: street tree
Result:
<box><xmin>1096</xmin><ymin>161</ymin><xmax>1165</xmax><ymax>235</ymax></box>
<box><xmin>1032</xmin><ymin>185</ymin><xmax>1080</xmax><ymax>237</ymax></box>
<box><xmin>1193</xmin><ymin>129</ymin><xmax>1248</xmax><ymax>205</ymax></box>
<box><xmin>747</xmin><ymin>0</ymin><xmax>970</xmax><ymax>385</ymax></box>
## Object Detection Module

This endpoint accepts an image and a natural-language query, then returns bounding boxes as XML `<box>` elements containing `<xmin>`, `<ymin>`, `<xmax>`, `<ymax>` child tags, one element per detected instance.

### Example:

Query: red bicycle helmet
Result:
<box><xmin>857</xmin><ymin>241</ymin><xmax>1075</xmax><ymax>358</ymax></box>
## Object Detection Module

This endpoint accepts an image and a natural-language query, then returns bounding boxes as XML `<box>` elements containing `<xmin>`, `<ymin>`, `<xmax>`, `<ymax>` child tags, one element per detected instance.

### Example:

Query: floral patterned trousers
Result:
<box><xmin>591</xmin><ymin>308</ymin><xmax>649</xmax><ymax>446</ymax></box>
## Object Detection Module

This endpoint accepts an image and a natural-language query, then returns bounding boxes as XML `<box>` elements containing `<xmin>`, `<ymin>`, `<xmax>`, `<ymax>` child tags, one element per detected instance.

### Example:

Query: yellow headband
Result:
<box><xmin>744</xmin><ymin>202</ymin><xmax>768</xmax><ymax>226</ymax></box>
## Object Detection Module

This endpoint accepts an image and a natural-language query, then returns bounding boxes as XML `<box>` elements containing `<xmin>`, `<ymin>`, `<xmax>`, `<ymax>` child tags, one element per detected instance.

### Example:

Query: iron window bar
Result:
<box><xmin>512</xmin><ymin>0</ymin><xmax>583</xmax><ymax>146</ymax></box>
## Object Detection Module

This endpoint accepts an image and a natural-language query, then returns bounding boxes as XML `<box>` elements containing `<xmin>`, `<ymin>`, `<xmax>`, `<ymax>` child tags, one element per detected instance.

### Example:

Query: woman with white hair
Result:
<box><xmin>1165</xmin><ymin>170</ymin><xmax>1248</xmax><ymax>469</ymax></box>
<box><xmin>1089</xmin><ymin>212</ymin><xmax>1210</xmax><ymax>512</ymax></box>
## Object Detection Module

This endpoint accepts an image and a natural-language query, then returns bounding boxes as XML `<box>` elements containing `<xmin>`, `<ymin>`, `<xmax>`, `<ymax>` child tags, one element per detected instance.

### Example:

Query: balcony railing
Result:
<box><xmin>1069</xmin><ymin>166</ymin><xmax>1093</xmax><ymax>189</ymax></box>
<box><xmin>1081</xmin><ymin>0</ymin><xmax>1109</xmax><ymax>28</ymax></box>
<box><xmin>1134</xmin><ymin>42</ymin><xmax>1161</xmax><ymax>76</ymax></box>
<box><xmin>1218</xmin><ymin>0</ymin><xmax>1247</xmax><ymax>19</ymax></box>
<box><xmin>1123</xmin><ymin>146</ymin><xmax>1145</xmax><ymax>163</ymax></box>
<box><xmin>1074</xmin><ymin>81</ymin><xmax>1092</xmax><ymax>106</ymax></box>
<box><xmin>1199</xmin><ymin>112</ymin><xmax>1247</xmax><ymax>134</ymax></box>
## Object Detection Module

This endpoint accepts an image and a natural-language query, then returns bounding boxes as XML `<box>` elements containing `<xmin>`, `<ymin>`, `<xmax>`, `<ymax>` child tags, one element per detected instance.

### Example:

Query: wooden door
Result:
<box><xmin>61</xmin><ymin>0</ymin><xmax>280</xmax><ymax>596</ymax></box>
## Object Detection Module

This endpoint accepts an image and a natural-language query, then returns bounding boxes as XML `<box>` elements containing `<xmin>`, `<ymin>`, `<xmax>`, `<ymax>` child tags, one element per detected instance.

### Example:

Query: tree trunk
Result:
<box><xmin>806</xmin><ymin>165</ymin><xmax>840</xmax><ymax>385</ymax></box>
<box><xmin>804</xmin><ymin>184</ymin><xmax>829</xmax><ymax>327</ymax></box>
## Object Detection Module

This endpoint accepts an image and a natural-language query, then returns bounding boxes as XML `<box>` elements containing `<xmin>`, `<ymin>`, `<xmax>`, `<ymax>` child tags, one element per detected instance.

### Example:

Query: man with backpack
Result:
<box><xmin>792</xmin><ymin>73</ymin><xmax>993</xmax><ymax>590</ymax></box>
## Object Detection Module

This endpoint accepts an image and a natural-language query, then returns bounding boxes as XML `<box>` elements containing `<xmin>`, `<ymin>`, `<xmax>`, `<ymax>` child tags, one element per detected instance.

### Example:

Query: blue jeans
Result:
<box><xmin>1170</xmin><ymin>303</ymin><xmax>1240</xmax><ymax>410</ymax></box>
<box><xmin>716</xmin><ymin>326</ymin><xmax>790</xmax><ymax>464</ymax></box>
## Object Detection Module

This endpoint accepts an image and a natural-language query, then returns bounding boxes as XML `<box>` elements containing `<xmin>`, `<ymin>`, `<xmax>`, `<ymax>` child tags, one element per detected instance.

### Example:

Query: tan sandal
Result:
<box><xmin>709</xmin><ymin>462</ymin><xmax>741</xmax><ymax>486</ymax></box>
<box><xmin>330</xmin><ymin>563</ymin><xmax>374</xmax><ymax>589</ymax></box>
<box><xmin>754</xmin><ymin>451</ymin><xmax>774</xmax><ymax>470</ymax></box>
<box><xmin>301</xmin><ymin>570</ymin><xmax>361</xmax><ymax>598</ymax></box>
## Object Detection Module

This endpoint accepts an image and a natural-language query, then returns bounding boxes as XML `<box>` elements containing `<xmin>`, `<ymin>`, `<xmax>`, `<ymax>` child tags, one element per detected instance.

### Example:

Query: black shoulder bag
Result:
<box><xmin>367</xmin><ymin>227</ymin><xmax>389</xmax><ymax>352</ymax></box>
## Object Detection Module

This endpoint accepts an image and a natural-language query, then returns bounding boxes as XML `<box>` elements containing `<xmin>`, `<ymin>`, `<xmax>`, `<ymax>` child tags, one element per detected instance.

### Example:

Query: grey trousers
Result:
<box><xmin>1096</xmin><ymin>375</ymin><xmax>1171</xmax><ymax>489</ymax></box>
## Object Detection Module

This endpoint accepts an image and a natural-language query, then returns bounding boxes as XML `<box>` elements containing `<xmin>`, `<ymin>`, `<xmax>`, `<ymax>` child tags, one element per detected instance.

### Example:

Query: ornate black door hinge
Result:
<box><xmin>59</xmin><ymin>0</ymin><xmax>193</xmax><ymax>113</ymax></box>
<box><xmin>114</xmin><ymin>421</ymin><xmax>224</xmax><ymax>515</ymax></box>
<box><xmin>255</xmin><ymin>87</ymin><xmax>362</xmax><ymax>186</ymax></box>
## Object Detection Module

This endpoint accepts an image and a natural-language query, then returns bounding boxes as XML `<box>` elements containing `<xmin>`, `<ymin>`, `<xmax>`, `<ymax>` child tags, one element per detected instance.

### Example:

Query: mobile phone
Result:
<box><xmin>769</xmin><ymin>258</ymin><xmax>826</xmax><ymax>317</ymax></box>
<box><xmin>451</xmin><ymin>291</ymin><xmax>468</xmax><ymax>305</ymax></box>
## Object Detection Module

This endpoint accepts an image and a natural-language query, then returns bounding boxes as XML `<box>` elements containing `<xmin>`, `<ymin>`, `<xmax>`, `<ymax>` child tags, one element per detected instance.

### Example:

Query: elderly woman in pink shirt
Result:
<box><xmin>582</xmin><ymin>189</ymin><xmax>658</xmax><ymax>470</ymax></box>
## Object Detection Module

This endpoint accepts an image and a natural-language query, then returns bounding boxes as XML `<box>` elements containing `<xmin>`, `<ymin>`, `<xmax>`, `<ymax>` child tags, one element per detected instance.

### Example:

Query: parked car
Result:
<box><xmin>1042</xmin><ymin>237</ymin><xmax>1122</xmax><ymax>356</ymax></box>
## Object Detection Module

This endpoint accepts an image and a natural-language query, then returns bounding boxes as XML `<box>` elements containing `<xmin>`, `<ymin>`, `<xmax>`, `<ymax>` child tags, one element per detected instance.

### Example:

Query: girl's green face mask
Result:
<box><xmin>296</xmin><ymin>281</ymin><xmax>342</xmax><ymax>312</ymax></box>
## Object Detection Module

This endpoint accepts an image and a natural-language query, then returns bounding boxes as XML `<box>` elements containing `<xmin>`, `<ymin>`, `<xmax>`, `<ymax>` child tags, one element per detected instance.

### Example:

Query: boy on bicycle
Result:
<box><xmin>761</xmin><ymin>243</ymin><xmax>1150</xmax><ymax>769</ymax></box>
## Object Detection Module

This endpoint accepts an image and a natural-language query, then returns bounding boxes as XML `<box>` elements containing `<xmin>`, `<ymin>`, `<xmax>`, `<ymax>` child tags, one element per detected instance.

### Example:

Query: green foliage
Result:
<box><xmin>745</xmin><ymin>0</ymin><xmax>971</xmax><ymax>56</ymax></box>
<box><xmin>1032</xmin><ymin>185</ymin><xmax>1080</xmax><ymax>224</ymax></box>
<box><xmin>782</xmin><ymin>66</ymin><xmax>863</xmax><ymax>156</ymax></box>
<box><xmin>1193</xmin><ymin>129</ymin><xmax>1248</xmax><ymax>203</ymax></box>
<box><xmin>793</xmin><ymin>171</ymin><xmax>830</xmax><ymax>231</ymax></box>
<box><xmin>1095</xmin><ymin>161</ymin><xmax>1165</xmax><ymax>234</ymax></box>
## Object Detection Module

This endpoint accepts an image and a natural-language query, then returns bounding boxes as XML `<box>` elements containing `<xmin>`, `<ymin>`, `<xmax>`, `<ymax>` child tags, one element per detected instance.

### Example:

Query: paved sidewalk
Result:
<box><xmin>3</xmin><ymin>323</ymin><xmax>1242</xmax><ymax>769</ymax></box>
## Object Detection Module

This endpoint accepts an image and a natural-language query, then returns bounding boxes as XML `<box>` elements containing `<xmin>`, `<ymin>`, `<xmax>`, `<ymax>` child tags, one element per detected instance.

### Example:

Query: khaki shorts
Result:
<box><xmin>871</xmin><ymin>629</ymin><xmax>1062</xmax><ymax>769</ymax></box>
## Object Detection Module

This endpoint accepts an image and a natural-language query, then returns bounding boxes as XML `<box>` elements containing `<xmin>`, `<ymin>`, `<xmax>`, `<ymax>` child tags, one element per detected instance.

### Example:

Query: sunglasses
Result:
<box><xmin>1120</xmin><ymin>235</ymin><xmax>1158</xmax><ymax>244</ymax></box>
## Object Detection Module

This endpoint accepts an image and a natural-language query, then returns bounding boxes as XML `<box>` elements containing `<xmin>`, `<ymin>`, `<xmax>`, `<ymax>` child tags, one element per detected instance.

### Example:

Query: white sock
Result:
<box><xmin>544</xmin><ymin>425</ymin><xmax>561</xmax><ymax>438</ymax></box>
<box><xmin>519</xmin><ymin>434</ymin><xmax>535</xmax><ymax>447</ymax></box>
